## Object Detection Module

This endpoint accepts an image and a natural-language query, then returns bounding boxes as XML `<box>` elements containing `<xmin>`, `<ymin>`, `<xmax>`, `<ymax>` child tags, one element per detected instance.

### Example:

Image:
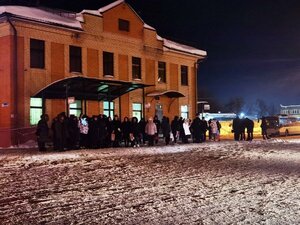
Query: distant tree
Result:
<box><xmin>224</xmin><ymin>97</ymin><xmax>244</xmax><ymax>114</ymax></box>
<box><xmin>255</xmin><ymin>99</ymin><xmax>269</xmax><ymax>118</ymax></box>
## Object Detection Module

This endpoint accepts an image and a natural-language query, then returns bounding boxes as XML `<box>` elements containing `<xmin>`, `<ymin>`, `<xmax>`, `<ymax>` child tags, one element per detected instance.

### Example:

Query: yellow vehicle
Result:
<box><xmin>265</xmin><ymin>115</ymin><xmax>300</xmax><ymax>136</ymax></box>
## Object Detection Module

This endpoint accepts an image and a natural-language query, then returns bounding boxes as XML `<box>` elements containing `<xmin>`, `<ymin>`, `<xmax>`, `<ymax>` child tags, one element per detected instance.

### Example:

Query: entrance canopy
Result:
<box><xmin>147</xmin><ymin>90</ymin><xmax>185</xmax><ymax>98</ymax></box>
<box><xmin>33</xmin><ymin>76</ymin><xmax>151</xmax><ymax>101</ymax></box>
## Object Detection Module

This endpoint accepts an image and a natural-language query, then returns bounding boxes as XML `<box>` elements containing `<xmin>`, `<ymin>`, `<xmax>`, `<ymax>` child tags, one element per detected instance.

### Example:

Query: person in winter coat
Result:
<box><xmin>190</xmin><ymin>115</ymin><xmax>202</xmax><ymax>143</ymax></box>
<box><xmin>145</xmin><ymin>117</ymin><xmax>157</xmax><ymax>146</ymax></box>
<box><xmin>53</xmin><ymin>113</ymin><xmax>69</xmax><ymax>151</ymax></box>
<box><xmin>261</xmin><ymin>117</ymin><xmax>270</xmax><ymax>140</ymax></box>
<box><xmin>111</xmin><ymin>115</ymin><xmax>122</xmax><ymax>147</ymax></box>
<box><xmin>138</xmin><ymin>118</ymin><xmax>147</xmax><ymax>144</ymax></box>
<box><xmin>171</xmin><ymin>116</ymin><xmax>180</xmax><ymax>143</ymax></box>
<box><xmin>89</xmin><ymin>115</ymin><xmax>100</xmax><ymax>149</ymax></box>
<box><xmin>130</xmin><ymin>117</ymin><xmax>141</xmax><ymax>147</ymax></box>
<box><xmin>78</xmin><ymin>114</ymin><xmax>89</xmax><ymax>149</ymax></box>
<box><xmin>232</xmin><ymin>116</ymin><xmax>241</xmax><ymax>141</ymax></box>
<box><xmin>182</xmin><ymin>119</ymin><xmax>191</xmax><ymax>143</ymax></box>
<box><xmin>121</xmin><ymin>117</ymin><xmax>131</xmax><ymax>147</ymax></box>
<box><xmin>245</xmin><ymin>117</ymin><xmax>254</xmax><ymax>141</ymax></box>
<box><xmin>36</xmin><ymin>114</ymin><xmax>49</xmax><ymax>151</ymax></box>
<box><xmin>68</xmin><ymin>115</ymin><xmax>80</xmax><ymax>150</ymax></box>
<box><xmin>153</xmin><ymin>115</ymin><xmax>161</xmax><ymax>144</ymax></box>
<box><xmin>161</xmin><ymin>116</ymin><xmax>171</xmax><ymax>145</ymax></box>
<box><xmin>200</xmin><ymin>118</ymin><xmax>208</xmax><ymax>142</ymax></box>
<box><xmin>210</xmin><ymin>119</ymin><xmax>220</xmax><ymax>141</ymax></box>
<box><xmin>98</xmin><ymin>114</ymin><xmax>108</xmax><ymax>148</ymax></box>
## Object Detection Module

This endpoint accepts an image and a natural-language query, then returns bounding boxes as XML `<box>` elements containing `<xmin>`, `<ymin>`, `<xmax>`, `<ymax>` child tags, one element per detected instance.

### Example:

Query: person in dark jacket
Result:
<box><xmin>138</xmin><ymin>118</ymin><xmax>147</xmax><ymax>144</ymax></box>
<box><xmin>190</xmin><ymin>115</ymin><xmax>202</xmax><ymax>143</ymax></box>
<box><xmin>130</xmin><ymin>117</ymin><xmax>141</xmax><ymax>147</ymax></box>
<box><xmin>200</xmin><ymin>118</ymin><xmax>208</xmax><ymax>142</ymax></box>
<box><xmin>121</xmin><ymin>117</ymin><xmax>131</xmax><ymax>147</ymax></box>
<box><xmin>53</xmin><ymin>113</ymin><xmax>69</xmax><ymax>151</ymax></box>
<box><xmin>161</xmin><ymin>116</ymin><xmax>171</xmax><ymax>145</ymax></box>
<box><xmin>171</xmin><ymin>116</ymin><xmax>180</xmax><ymax>143</ymax></box>
<box><xmin>89</xmin><ymin>115</ymin><xmax>100</xmax><ymax>149</ymax></box>
<box><xmin>153</xmin><ymin>115</ymin><xmax>161</xmax><ymax>144</ymax></box>
<box><xmin>261</xmin><ymin>117</ymin><xmax>270</xmax><ymax>140</ymax></box>
<box><xmin>98</xmin><ymin>114</ymin><xmax>108</xmax><ymax>148</ymax></box>
<box><xmin>232</xmin><ymin>116</ymin><xmax>241</xmax><ymax>141</ymax></box>
<box><xmin>36</xmin><ymin>114</ymin><xmax>49</xmax><ymax>151</ymax></box>
<box><xmin>68</xmin><ymin>115</ymin><xmax>79</xmax><ymax>150</ymax></box>
<box><xmin>245</xmin><ymin>117</ymin><xmax>254</xmax><ymax>141</ymax></box>
<box><xmin>111</xmin><ymin>115</ymin><xmax>122</xmax><ymax>147</ymax></box>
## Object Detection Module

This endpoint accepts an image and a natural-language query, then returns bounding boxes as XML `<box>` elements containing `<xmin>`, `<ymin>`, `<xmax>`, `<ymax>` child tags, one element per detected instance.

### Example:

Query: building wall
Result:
<box><xmin>0</xmin><ymin>2</ymin><xmax>204</xmax><ymax>146</ymax></box>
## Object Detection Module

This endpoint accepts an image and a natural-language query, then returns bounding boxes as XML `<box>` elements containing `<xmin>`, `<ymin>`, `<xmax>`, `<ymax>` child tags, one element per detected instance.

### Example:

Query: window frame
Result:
<box><xmin>30</xmin><ymin>39</ymin><xmax>45</xmax><ymax>69</ymax></box>
<box><xmin>158</xmin><ymin>61</ymin><xmax>166</xmax><ymax>83</ymax></box>
<box><xmin>132</xmin><ymin>57</ymin><xmax>141</xmax><ymax>80</ymax></box>
<box><xmin>103</xmin><ymin>101</ymin><xmax>115</xmax><ymax>118</ymax></box>
<box><xmin>69</xmin><ymin>100</ymin><xmax>82</xmax><ymax>117</ymax></box>
<box><xmin>103</xmin><ymin>51</ymin><xmax>114</xmax><ymax>76</ymax></box>
<box><xmin>181</xmin><ymin>65</ymin><xmax>189</xmax><ymax>86</ymax></box>
<box><xmin>132</xmin><ymin>103</ymin><xmax>142</xmax><ymax>121</ymax></box>
<box><xmin>69</xmin><ymin>45</ymin><xmax>82</xmax><ymax>73</ymax></box>
<box><xmin>181</xmin><ymin>105</ymin><xmax>189</xmax><ymax>119</ymax></box>
<box><xmin>118</xmin><ymin>18</ymin><xmax>130</xmax><ymax>32</ymax></box>
<box><xmin>30</xmin><ymin>97</ymin><xmax>44</xmax><ymax>126</ymax></box>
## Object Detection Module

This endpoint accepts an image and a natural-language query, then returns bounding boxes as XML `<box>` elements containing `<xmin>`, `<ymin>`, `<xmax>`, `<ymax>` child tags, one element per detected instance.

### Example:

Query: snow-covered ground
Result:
<box><xmin>0</xmin><ymin>139</ymin><xmax>299</xmax><ymax>224</ymax></box>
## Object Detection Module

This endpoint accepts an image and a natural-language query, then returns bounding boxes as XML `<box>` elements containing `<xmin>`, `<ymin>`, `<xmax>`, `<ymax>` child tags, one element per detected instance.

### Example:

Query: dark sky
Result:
<box><xmin>39</xmin><ymin>0</ymin><xmax>300</xmax><ymax>108</ymax></box>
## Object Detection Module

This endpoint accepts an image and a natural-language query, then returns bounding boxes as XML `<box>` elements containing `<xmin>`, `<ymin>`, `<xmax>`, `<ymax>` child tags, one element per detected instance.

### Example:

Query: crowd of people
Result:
<box><xmin>35</xmin><ymin>112</ymin><xmax>223</xmax><ymax>151</ymax></box>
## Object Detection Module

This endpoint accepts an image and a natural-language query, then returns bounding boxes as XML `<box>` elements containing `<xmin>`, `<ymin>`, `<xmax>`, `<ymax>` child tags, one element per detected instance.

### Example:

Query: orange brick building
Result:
<box><xmin>0</xmin><ymin>0</ymin><xmax>206</xmax><ymax>147</ymax></box>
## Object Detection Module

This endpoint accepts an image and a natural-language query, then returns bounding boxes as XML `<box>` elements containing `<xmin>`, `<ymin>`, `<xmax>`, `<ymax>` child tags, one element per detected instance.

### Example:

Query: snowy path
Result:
<box><xmin>0</xmin><ymin>139</ymin><xmax>299</xmax><ymax>224</ymax></box>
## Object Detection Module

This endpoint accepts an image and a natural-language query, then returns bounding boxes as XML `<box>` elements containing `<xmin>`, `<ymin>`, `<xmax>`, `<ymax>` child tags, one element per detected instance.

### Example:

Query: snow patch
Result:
<box><xmin>163</xmin><ymin>38</ymin><xmax>207</xmax><ymax>56</ymax></box>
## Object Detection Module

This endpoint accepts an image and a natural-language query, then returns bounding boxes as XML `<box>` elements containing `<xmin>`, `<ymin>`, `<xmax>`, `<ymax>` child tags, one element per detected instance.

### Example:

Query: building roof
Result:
<box><xmin>0</xmin><ymin>1</ymin><xmax>207</xmax><ymax>57</ymax></box>
<box><xmin>280</xmin><ymin>104</ymin><xmax>300</xmax><ymax>109</ymax></box>
<box><xmin>0</xmin><ymin>6</ymin><xmax>82</xmax><ymax>30</ymax></box>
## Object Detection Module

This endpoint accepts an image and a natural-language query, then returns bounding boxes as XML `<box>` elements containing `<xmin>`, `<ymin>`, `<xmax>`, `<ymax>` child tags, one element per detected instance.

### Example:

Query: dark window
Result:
<box><xmin>103</xmin><ymin>51</ymin><xmax>114</xmax><ymax>76</ymax></box>
<box><xmin>181</xmin><ymin>65</ymin><xmax>188</xmax><ymax>86</ymax></box>
<box><xmin>118</xmin><ymin>19</ymin><xmax>130</xmax><ymax>32</ymax></box>
<box><xmin>69</xmin><ymin>46</ymin><xmax>82</xmax><ymax>72</ymax></box>
<box><xmin>30</xmin><ymin>39</ymin><xmax>45</xmax><ymax>68</ymax></box>
<box><xmin>132</xmin><ymin>57</ymin><xmax>141</xmax><ymax>80</ymax></box>
<box><xmin>158</xmin><ymin>61</ymin><xmax>166</xmax><ymax>83</ymax></box>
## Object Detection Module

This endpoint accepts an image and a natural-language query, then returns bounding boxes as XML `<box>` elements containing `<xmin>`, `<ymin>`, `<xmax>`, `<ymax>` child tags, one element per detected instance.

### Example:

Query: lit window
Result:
<box><xmin>103</xmin><ymin>101</ymin><xmax>114</xmax><ymax>118</ymax></box>
<box><xmin>181</xmin><ymin>65</ymin><xmax>188</xmax><ymax>86</ymax></box>
<box><xmin>30</xmin><ymin>98</ymin><xmax>43</xmax><ymax>125</ymax></box>
<box><xmin>69</xmin><ymin>100</ymin><xmax>82</xmax><ymax>117</ymax></box>
<box><xmin>181</xmin><ymin>105</ymin><xmax>189</xmax><ymax>119</ymax></box>
<box><xmin>30</xmin><ymin>39</ymin><xmax>45</xmax><ymax>69</ymax></box>
<box><xmin>103</xmin><ymin>51</ymin><xmax>114</xmax><ymax>76</ymax></box>
<box><xmin>132</xmin><ymin>57</ymin><xmax>141</xmax><ymax>80</ymax></box>
<box><xmin>69</xmin><ymin>45</ymin><xmax>82</xmax><ymax>73</ymax></box>
<box><xmin>158</xmin><ymin>61</ymin><xmax>166</xmax><ymax>83</ymax></box>
<box><xmin>118</xmin><ymin>19</ymin><xmax>130</xmax><ymax>32</ymax></box>
<box><xmin>132</xmin><ymin>103</ymin><xmax>142</xmax><ymax>121</ymax></box>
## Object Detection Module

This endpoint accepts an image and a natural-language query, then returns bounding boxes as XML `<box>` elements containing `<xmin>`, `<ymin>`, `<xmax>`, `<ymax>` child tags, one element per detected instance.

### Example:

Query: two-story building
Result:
<box><xmin>0</xmin><ymin>0</ymin><xmax>206</xmax><ymax>147</ymax></box>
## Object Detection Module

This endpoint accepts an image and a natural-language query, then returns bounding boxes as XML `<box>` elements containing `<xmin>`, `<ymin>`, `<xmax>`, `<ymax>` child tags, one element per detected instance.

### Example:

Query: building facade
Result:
<box><xmin>0</xmin><ymin>0</ymin><xmax>206</xmax><ymax>147</ymax></box>
<box><xmin>280</xmin><ymin>104</ymin><xmax>300</xmax><ymax>117</ymax></box>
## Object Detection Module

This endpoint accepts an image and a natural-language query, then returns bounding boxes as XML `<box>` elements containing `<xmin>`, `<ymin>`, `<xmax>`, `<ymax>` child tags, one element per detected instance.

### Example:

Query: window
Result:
<box><xmin>69</xmin><ymin>45</ymin><xmax>82</xmax><ymax>73</ymax></box>
<box><xmin>103</xmin><ymin>101</ymin><xmax>114</xmax><ymax>118</ymax></box>
<box><xmin>181</xmin><ymin>65</ymin><xmax>188</xmax><ymax>86</ymax></box>
<box><xmin>158</xmin><ymin>61</ymin><xmax>166</xmax><ymax>83</ymax></box>
<box><xmin>132</xmin><ymin>57</ymin><xmax>141</xmax><ymax>80</ymax></box>
<box><xmin>69</xmin><ymin>100</ymin><xmax>82</xmax><ymax>117</ymax></box>
<box><xmin>181</xmin><ymin>105</ymin><xmax>189</xmax><ymax>119</ymax></box>
<box><xmin>30</xmin><ymin>98</ymin><xmax>43</xmax><ymax>125</ymax></box>
<box><xmin>30</xmin><ymin>39</ymin><xmax>45</xmax><ymax>68</ymax></box>
<box><xmin>118</xmin><ymin>19</ymin><xmax>130</xmax><ymax>32</ymax></box>
<box><xmin>132</xmin><ymin>103</ymin><xmax>142</xmax><ymax>121</ymax></box>
<box><xmin>103</xmin><ymin>51</ymin><xmax>114</xmax><ymax>76</ymax></box>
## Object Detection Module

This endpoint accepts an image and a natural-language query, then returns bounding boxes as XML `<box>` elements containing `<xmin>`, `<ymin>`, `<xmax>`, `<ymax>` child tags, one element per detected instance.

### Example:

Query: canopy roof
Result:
<box><xmin>33</xmin><ymin>76</ymin><xmax>151</xmax><ymax>101</ymax></box>
<box><xmin>147</xmin><ymin>90</ymin><xmax>185</xmax><ymax>98</ymax></box>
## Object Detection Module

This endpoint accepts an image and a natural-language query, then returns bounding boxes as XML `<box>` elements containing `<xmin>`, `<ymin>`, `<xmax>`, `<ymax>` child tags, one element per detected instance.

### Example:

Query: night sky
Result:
<box><xmin>30</xmin><ymin>0</ymin><xmax>300</xmax><ymax>109</ymax></box>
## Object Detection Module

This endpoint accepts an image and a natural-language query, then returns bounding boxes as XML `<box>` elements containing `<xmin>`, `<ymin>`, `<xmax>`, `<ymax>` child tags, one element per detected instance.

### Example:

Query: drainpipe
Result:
<box><xmin>7</xmin><ymin>15</ymin><xmax>18</xmax><ymax>130</ymax></box>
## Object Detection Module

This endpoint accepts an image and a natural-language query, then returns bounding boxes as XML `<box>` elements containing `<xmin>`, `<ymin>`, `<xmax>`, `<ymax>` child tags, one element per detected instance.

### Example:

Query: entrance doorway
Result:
<box><xmin>155</xmin><ymin>103</ymin><xmax>163</xmax><ymax>121</ymax></box>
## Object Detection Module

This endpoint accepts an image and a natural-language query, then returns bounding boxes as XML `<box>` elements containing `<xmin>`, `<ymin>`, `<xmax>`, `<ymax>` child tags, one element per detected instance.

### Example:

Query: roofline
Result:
<box><xmin>163</xmin><ymin>45</ymin><xmax>207</xmax><ymax>58</ymax></box>
<box><xmin>1</xmin><ymin>12</ymin><xmax>83</xmax><ymax>32</ymax></box>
